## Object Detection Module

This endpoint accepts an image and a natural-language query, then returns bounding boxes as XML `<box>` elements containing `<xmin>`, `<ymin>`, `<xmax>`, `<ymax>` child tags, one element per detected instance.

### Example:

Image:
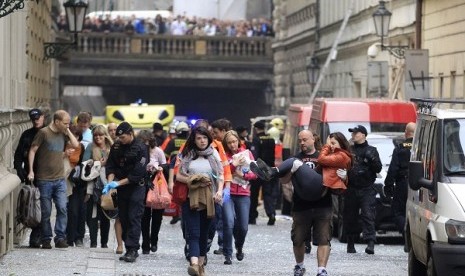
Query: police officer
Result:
<box><xmin>344</xmin><ymin>125</ymin><xmax>382</xmax><ymax>255</ymax></box>
<box><xmin>103</xmin><ymin>122</ymin><xmax>148</xmax><ymax>262</ymax></box>
<box><xmin>13</xmin><ymin>108</ymin><xmax>45</xmax><ymax>248</ymax></box>
<box><xmin>384</xmin><ymin>122</ymin><xmax>416</xmax><ymax>235</ymax></box>
<box><xmin>249</xmin><ymin>120</ymin><xmax>278</xmax><ymax>225</ymax></box>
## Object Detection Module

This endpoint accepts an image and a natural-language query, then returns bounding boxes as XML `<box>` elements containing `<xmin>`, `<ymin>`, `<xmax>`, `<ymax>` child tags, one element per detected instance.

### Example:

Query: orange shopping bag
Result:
<box><xmin>146</xmin><ymin>171</ymin><xmax>172</xmax><ymax>209</ymax></box>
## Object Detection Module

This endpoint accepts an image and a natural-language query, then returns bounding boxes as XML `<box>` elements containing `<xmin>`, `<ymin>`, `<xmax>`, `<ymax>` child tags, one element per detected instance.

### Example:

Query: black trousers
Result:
<box><xmin>249</xmin><ymin>177</ymin><xmax>279</xmax><ymax>220</ymax></box>
<box><xmin>343</xmin><ymin>185</ymin><xmax>377</xmax><ymax>242</ymax></box>
<box><xmin>86</xmin><ymin>197</ymin><xmax>110</xmax><ymax>246</ymax></box>
<box><xmin>117</xmin><ymin>184</ymin><xmax>146</xmax><ymax>250</ymax></box>
<box><xmin>67</xmin><ymin>185</ymin><xmax>87</xmax><ymax>244</ymax></box>
<box><xmin>392</xmin><ymin>179</ymin><xmax>408</xmax><ymax>233</ymax></box>
<box><xmin>141</xmin><ymin>207</ymin><xmax>164</xmax><ymax>250</ymax></box>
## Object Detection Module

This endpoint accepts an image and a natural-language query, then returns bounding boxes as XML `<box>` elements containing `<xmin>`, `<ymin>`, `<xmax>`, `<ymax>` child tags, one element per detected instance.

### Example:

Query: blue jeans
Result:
<box><xmin>182</xmin><ymin>200</ymin><xmax>213</xmax><ymax>258</ymax></box>
<box><xmin>37</xmin><ymin>179</ymin><xmax>68</xmax><ymax>242</ymax></box>
<box><xmin>222</xmin><ymin>195</ymin><xmax>250</xmax><ymax>257</ymax></box>
<box><xmin>208</xmin><ymin>203</ymin><xmax>223</xmax><ymax>249</ymax></box>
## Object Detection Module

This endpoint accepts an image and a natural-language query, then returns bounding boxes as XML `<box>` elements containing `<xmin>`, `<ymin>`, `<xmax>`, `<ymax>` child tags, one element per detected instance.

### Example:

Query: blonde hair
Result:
<box><xmin>92</xmin><ymin>124</ymin><xmax>113</xmax><ymax>160</ymax></box>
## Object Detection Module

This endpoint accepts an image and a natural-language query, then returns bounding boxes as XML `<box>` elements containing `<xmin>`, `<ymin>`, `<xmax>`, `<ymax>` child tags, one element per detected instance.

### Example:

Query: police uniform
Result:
<box><xmin>385</xmin><ymin>137</ymin><xmax>412</xmax><ymax>233</ymax></box>
<box><xmin>106</xmin><ymin>124</ymin><xmax>148</xmax><ymax>257</ymax></box>
<box><xmin>249</xmin><ymin>126</ymin><xmax>277</xmax><ymax>224</ymax></box>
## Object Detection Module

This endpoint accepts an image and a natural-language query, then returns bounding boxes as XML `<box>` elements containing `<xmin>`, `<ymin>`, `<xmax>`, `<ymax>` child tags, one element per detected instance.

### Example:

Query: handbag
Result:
<box><xmin>172</xmin><ymin>179</ymin><xmax>188</xmax><ymax>205</ymax></box>
<box><xmin>146</xmin><ymin>171</ymin><xmax>172</xmax><ymax>209</ymax></box>
<box><xmin>100</xmin><ymin>189</ymin><xmax>118</xmax><ymax>210</ymax></box>
<box><xmin>163</xmin><ymin>201</ymin><xmax>180</xmax><ymax>217</ymax></box>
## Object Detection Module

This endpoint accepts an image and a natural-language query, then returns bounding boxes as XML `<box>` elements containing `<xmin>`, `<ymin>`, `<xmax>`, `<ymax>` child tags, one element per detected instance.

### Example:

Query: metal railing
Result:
<box><xmin>76</xmin><ymin>33</ymin><xmax>273</xmax><ymax>60</ymax></box>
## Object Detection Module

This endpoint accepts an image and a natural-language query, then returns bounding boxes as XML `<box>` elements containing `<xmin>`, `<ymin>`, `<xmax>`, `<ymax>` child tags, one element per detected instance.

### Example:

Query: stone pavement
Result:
<box><xmin>0</xmin><ymin>209</ymin><xmax>297</xmax><ymax>276</ymax></box>
<box><xmin>0</xmin><ymin>207</ymin><xmax>407</xmax><ymax>276</ymax></box>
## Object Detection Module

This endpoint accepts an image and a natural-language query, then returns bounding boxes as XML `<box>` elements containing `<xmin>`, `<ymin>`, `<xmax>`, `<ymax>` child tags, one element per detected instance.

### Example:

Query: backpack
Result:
<box><xmin>16</xmin><ymin>184</ymin><xmax>41</xmax><ymax>231</ymax></box>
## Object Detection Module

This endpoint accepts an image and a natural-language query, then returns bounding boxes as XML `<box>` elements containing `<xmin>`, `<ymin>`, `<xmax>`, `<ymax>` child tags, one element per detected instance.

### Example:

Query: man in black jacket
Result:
<box><xmin>13</xmin><ymin>108</ymin><xmax>45</xmax><ymax>248</ymax></box>
<box><xmin>249</xmin><ymin>120</ymin><xmax>277</xmax><ymax>225</ymax></box>
<box><xmin>344</xmin><ymin>125</ymin><xmax>382</xmax><ymax>254</ymax></box>
<box><xmin>385</xmin><ymin>122</ymin><xmax>416</xmax><ymax>236</ymax></box>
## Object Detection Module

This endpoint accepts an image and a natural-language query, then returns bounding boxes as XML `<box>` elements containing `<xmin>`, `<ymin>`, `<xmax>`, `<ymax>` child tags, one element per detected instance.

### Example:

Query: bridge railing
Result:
<box><xmin>76</xmin><ymin>33</ymin><xmax>272</xmax><ymax>60</ymax></box>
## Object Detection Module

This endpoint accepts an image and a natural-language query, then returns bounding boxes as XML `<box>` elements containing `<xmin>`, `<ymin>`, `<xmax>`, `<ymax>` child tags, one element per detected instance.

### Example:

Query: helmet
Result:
<box><xmin>267</xmin><ymin>127</ymin><xmax>280</xmax><ymax>142</ymax></box>
<box><xmin>270</xmin><ymin>118</ymin><xmax>284</xmax><ymax>130</ymax></box>
<box><xmin>175</xmin><ymin>121</ymin><xmax>190</xmax><ymax>134</ymax></box>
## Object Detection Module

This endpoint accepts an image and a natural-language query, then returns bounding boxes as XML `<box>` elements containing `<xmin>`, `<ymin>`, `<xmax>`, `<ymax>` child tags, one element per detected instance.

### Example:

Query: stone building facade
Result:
<box><xmin>271</xmin><ymin>0</ymin><xmax>417</xmax><ymax>114</ymax></box>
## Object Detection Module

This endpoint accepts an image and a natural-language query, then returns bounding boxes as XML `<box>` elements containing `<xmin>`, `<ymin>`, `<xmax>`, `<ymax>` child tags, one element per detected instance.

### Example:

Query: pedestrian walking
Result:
<box><xmin>249</xmin><ymin>120</ymin><xmax>278</xmax><ymax>226</ymax></box>
<box><xmin>137</xmin><ymin>130</ymin><xmax>167</xmax><ymax>255</ymax></box>
<box><xmin>65</xmin><ymin>125</ymin><xmax>87</xmax><ymax>247</ymax></box>
<box><xmin>27</xmin><ymin>110</ymin><xmax>80</xmax><ymax>249</ymax></box>
<box><xmin>221</xmin><ymin>130</ymin><xmax>257</xmax><ymax>265</ymax></box>
<box><xmin>250</xmin><ymin>129</ymin><xmax>332</xmax><ymax>276</ymax></box>
<box><xmin>103</xmin><ymin>122</ymin><xmax>149</xmax><ymax>262</ymax></box>
<box><xmin>83</xmin><ymin>124</ymin><xmax>114</xmax><ymax>249</ymax></box>
<box><xmin>13</xmin><ymin>108</ymin><xmax>45</xmax><ymax>248</ymax></box>
<box><xmin>344</xmin><ymin>125</ymin><xmax>382</xmax><ymax>254</ymax></box>
<box><xmin>176</xmin><ymin>126</ymin><xmax>225</xmax><ymax>276</ymax></box>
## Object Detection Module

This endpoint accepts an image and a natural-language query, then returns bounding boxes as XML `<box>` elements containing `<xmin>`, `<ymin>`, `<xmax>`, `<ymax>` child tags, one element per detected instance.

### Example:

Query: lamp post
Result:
<box><xmin>0</xmin><ymin>0</ymin><xmax>38</xmax><ymax>18</ymax></box>
<box><xmin>306</xmin><ymin>55</ymin><xmax>320</xmax><ymax>87</ymax></box>
<box><xmin>372</xmin><ymin>1</ymin><xmax>408</xmax><ymax>59</ymax></box>
<box><xmin>43</xmin><ymin>0</ymin><xmax>88</xmax><ymax>60</ymax></box>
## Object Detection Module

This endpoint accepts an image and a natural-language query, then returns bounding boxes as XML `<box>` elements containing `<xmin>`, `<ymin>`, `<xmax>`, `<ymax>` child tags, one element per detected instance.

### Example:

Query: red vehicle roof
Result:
<box><xmin>313</xmin><ymin>98</ymin><xmax>417</xmax><ymax>123</ymax></box>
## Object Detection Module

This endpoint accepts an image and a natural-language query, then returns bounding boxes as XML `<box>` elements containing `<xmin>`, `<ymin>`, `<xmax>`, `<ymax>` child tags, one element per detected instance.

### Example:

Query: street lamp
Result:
<box><xmin>43</xmin><ymin>0</ymin><xmax>88</xmax><ymax>60</ymax></box>
<box><xmin>0</xmin><ymin>0</ymin><xmax>38</xmax><ymax>19</ymax></box>
<box><xmin>372</xmin><ymin>1</ymin><xmax>408</xmax><ymax>59</ymax></box>
<box><xmin>306</xmin><ymin>55</ymin><xmax>320</xmax><ymax>85</ymax></box>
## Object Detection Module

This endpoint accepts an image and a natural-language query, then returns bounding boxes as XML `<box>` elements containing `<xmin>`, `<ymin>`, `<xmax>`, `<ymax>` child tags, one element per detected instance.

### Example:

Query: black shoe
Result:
<box><xmin>170</xmin><ymin>216</ymin><xmax>181</xmax><ymax>224</ymax></box>
<box><xmin>236</xmin><ymin>247</ymin><xmax>244</xmax><ymax>261</ymax></box>
<box><xmin>29</xmin><ymin>242</ymin><xmax>41</xmax><ymax>248</ymax></box>
<box><xmin>248</xmin><ymin>218</ymin><xmax>256</xmax><ymax>225</ymax></box>
<box><xmin>213</xmin><ymin>247</ymin><xmax>223</xmax><ymax>255</ymax></box>
<box><xmin>142</xmin><ymin>248</ymin><xmax>150</xmax><ymax>254</ymax></box>
<box><xmin>305</xmin><ymin>241</ymin><xmax>311</xmax><ymax>254</ymax></box>
<box><xmin>251</xmin><ymin>158</ymin><xmax>276</xmax><ymax>181</ymax></box>
<box><xmin>150</xmin><ymin>245</ymin><xmax>157</xmax><ymax>253</ymax></box>
<box><xmin>41</xmin><ymin>240</ymin><xmax>52</xmax><ymax>249</ymax></box>
<box><xmin>119</xmin><ymin>252</ymin><xmax>127</xmax><ymax>261</ymax></box>
<box><xmin>347</xmin><ymin>236</ymin><xmax>357</xmax><ymax>253</ymax></box>
<box><xmin>55</xmin><ymin>239</ymin><xmax>69</xmax><ymax>248</ymax></box>
<box><xmin>90</xmin><ymin>242</ymin><xmax>97</xmax><ymax>248</ymax></box>
<box><xmin>101</xmin><ymin>243</ymin><xmax>108</xmax><ymax>248</ymax></box>
<box><xmin>224</xmin><ymin>256</ymin><xmax>232</xmax><ymax>265</ymax></box>
<box><xmin>365</xmin><ymin>240</ymin><xmax>375</xmax><ymax>255</ymax></box>
<box><xmin>267</xmin><ymin>215</ymin><xmax>276</xmax><ymax>226</ymax></box>
<box><xmin>124</xmin><ymin>250</ymin><xmax>139</xmax><ymax>262</ymax></box>
<box><xmin>250</xmin><ymin>160</ymin><xmax>270</xmax><ymax>181</ymax></box>
<box><xmin>75</xmin><ymin>239</ymin><xmax>84</xmax><ymax>247</ymax></box>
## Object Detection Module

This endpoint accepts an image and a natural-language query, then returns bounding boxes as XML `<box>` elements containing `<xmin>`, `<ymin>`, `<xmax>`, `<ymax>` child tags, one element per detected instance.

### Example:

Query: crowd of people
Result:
<box><xmin>57</xmin><ymin>13</ymin><xmax>274</xmax><ymax>38</ymax></box>
<box><xmin>14</xmin><ymin>107</ymin><xmax>415</xmax><ymax>276</ymax></box>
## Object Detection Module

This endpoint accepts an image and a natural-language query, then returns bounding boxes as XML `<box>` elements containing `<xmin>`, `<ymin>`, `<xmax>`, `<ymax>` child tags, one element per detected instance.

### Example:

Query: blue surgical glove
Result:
<box><xmin>222</xmin><ymin>187</ymin><xmax>231</xmax><ymax>203</ymax></box>
<box><xmin>241</xmin><ymin>167</ymin><xmax>250</xmax><ymax>174</ymax></box>
<box><xmin>102</xmin><ymin>181</ymin><xmax>119</xmax><ymax>194</ymax></box>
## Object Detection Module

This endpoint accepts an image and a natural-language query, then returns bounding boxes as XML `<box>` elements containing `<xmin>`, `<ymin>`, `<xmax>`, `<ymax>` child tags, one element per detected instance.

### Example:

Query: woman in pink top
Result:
<box><xmin>221</xmin><ymin>130</ymin><xmax>257</xmax><ymax>265</ymax></box>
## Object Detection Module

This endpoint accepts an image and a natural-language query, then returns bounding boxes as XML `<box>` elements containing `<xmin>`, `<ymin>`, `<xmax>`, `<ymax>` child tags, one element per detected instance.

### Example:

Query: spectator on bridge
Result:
<box><xmin>154</xmin><ymin>14</ymin><xmax>167</xmax><ymax>34</ymax></box>
<box><xmin>28</xmin><ymin>110</ymin><xmax>80</xmax><ymax>249</ymax></box>
<box><xmin>14</xmin><ymin>108</ymin><xmax>46</xmax><ymax>248</ymax></box>
<box><xmin>171</xmin><ymin>15</ymin><xmax>187</xmax><ymax>35</ymax></box>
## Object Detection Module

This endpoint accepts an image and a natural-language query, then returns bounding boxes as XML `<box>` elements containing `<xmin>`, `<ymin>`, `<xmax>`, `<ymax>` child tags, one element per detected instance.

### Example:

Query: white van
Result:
<box><xmin>406</xmin><ymin>98</ymin><xmax>465</xmax><ymax>276</ymax></box>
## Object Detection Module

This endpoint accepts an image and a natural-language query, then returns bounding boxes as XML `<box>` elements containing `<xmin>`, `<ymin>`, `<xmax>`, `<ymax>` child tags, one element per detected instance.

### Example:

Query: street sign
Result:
<box><xmin>405</xmin><ymin>49</ymin><xmax>430</xmax><ymax>100</ymax></box>
<box><xmin>368</xmin><ymin>61</ymin><xmax>389</xmax><ymax>97</ymax></box>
